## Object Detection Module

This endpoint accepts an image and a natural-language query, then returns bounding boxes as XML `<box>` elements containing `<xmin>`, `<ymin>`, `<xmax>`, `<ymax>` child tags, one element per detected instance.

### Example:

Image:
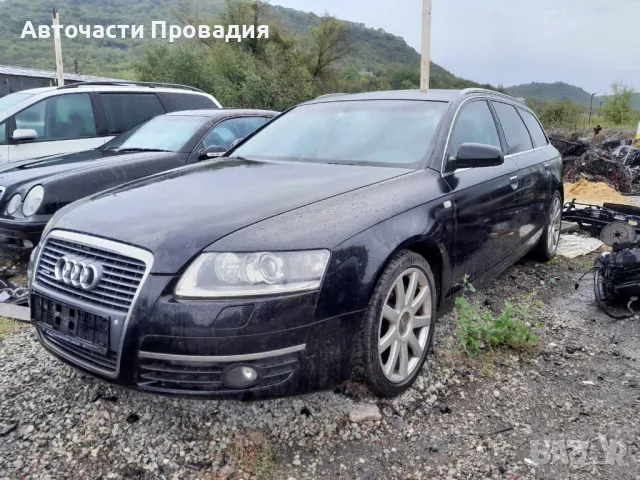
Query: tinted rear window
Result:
<box><xmin>492</xmin><ymin>102</ymin><xmax>533</xmax><ymax>155</ymax></box>
<box><xmin>162</xmin><ymin>93</ymin><xmax>217</xmax><ymax>112</ymax></box>
<box><xmin>518</xmin><ymin>108</ymin><xmax>548</xmax><ymax>148</ymax></box>
<box><xmin>100</xmin><ymin>93</ymin><xmax>165</xmax><ymax>135</ymax></box>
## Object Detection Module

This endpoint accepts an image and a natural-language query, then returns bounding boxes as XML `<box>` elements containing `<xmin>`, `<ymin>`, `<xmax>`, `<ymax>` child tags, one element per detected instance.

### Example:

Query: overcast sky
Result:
<box><xmin>272</xmin><ymin>0</ymin><xmax>639</xmax><ymax>94</ymax></box>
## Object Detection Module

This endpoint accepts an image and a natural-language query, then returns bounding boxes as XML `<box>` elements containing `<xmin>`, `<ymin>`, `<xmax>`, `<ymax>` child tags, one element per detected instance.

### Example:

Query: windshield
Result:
<box><xmin>102</xmin><ymin>115</ymin><xmax>208</xmax><ymax>152</ymax></box>
<box><xmin>231</xmin><ymin>100</ymin><xmax>449</xmax><ymax>168</ymax></box>
<box><xmin>0</xmin><ymin>92</ymin><xmax>36</xmax><ymax>112</ymax></box>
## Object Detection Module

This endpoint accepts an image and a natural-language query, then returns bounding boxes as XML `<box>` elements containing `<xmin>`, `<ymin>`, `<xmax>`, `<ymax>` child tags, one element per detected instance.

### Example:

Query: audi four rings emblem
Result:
<box><xmin>54</xmin><ymin>256</ymin><xmax>101</xmax><ymax>290</ymax></box>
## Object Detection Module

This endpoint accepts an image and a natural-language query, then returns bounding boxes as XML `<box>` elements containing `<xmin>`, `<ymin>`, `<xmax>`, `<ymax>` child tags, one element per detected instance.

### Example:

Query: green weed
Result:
<box><xmin>455</xmin><ymin>275</ymin><xmax>542</xmax><ymax>359</ymax></box>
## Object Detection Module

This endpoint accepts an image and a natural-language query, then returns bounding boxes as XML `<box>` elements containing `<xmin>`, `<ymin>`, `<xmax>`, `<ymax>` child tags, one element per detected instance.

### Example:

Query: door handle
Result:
<box><xmin>510</xmin><ymin>175</ymin><xmax>519</xmax><ymax>190</ymax></box>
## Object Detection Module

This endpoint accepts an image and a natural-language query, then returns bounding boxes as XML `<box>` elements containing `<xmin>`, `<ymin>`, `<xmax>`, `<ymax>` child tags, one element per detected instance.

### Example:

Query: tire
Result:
<box><xmin>532</xmin><ymin>191</ymin><xmax>562</xmax><ymax>262</ymax></box>
<box><xmin>352</xmin><ymin>250</ymin><xmax>437</xmax><ymax>397</ymax></box>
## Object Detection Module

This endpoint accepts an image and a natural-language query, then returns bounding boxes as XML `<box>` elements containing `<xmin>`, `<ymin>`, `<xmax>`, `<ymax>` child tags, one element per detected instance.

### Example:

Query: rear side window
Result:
<box><xmin>100</xmin><ymin>93</ymin><xmax>165</xmax><ymax>135</ymax></box>
<box><xmin>15</xmin><ymin>93</ymin><xmax>97</xmax><ymax>141</ymax></box>
<box><xmin>450</xmin><ymin>100</ymin><xmax>501</xmax><ymax>156</ymax></box>
<box><xmin>162</xmin><ymin>93</ymin><xmax>217</xmax><ymax>112</ymax></box>
<box><xmin>518</xmin><ymin>109</ymin><xmax>548</xmax><ymax>148</ymax></box>
<box><xmin>0</xmin><ymin>122</ymin><xmax>5</xmax><ymax>145</ymax></box>
<box><xmin>492</xmin><ymin>102</ymin><xmax>533</xmax><ymax>155</ymax></box>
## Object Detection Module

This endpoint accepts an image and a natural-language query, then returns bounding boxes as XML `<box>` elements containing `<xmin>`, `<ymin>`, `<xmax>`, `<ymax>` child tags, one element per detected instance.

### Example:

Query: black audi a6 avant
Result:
<box><xmin>0</xmin><ymin>109</ymin><xmax>277</xmax><ymax>250</ymax></box>
<box><xmin>28</xmin><ymin>89</ymin><xmax>562</xmax><ymax>399</ymax></box>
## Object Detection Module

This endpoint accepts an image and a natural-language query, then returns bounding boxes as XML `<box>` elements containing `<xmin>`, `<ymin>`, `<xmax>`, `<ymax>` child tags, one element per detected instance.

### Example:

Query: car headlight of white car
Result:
<box><xmin>175</xmin><ymin>250</ymin><xmax>331</xmax><ymax>298</ymax></box>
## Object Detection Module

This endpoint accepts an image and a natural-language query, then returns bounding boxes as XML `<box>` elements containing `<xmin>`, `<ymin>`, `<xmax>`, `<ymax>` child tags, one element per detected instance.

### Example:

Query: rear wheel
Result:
<box><xmin>532</xmin><ymin>191</ymin><xmax>562</xmax><ymax>261</ymax></box>
<box><xmin>352</xmin><ymin>251</ymin><xmax>437</xmax><ymax>397</ymax></box>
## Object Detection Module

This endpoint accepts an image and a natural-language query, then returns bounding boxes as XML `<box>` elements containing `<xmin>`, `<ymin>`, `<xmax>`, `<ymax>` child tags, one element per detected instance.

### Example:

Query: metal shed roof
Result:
<box><xmin>0</xmin><ymin>64</ymin><xmax>124</xmax><ymax>83</ymax></box>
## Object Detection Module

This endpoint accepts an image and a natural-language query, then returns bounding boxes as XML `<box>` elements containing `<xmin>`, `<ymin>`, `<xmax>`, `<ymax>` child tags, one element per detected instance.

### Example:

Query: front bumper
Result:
<box><xmin>31</xmin><ymin>275</ymin><xmax>361</xmax><ymax>399</ymax></box>
<box><xmin>0</xmin><ymin>219</ymin><xmax>47</xmax><ymax>250</ymax></box>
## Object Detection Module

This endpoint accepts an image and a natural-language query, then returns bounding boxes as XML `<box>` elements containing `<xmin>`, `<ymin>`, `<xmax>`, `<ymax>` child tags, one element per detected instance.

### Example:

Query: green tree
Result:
<box><xmin>602</xmin><ymin>82</ymin><xmax>635</xmax><ymax>126</ymax></box>
<box><xmin>539</xmin><ymin>99</ymin><xmax>583</xmax><ymax>128</ymax></box>
<box><xmin>306</xmin><ymin>13</ymin><xmax>355</xmax><ymax>88</ymax></box>
<box><xmin>136</xmin><ymin>0</ymin><xmax>314</xmax><ymax>110</ymax></box>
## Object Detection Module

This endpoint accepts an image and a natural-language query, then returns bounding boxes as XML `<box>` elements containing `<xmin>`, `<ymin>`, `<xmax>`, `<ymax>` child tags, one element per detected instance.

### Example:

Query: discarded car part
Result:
<box><xmin>549</xmin><ymin>135</ymin><xmax>589</xmax><ymax>158</ymax></box>
<box><xmin>602</xmin><ymin>139</ymin><xmax>622</xmax><ymax>151</ymax></box>
<box><xmin>600</xmin><ymin>221</ymin><xmax>637</xmax><ymax>246</ymax></box>
<box><xmin>612</xmin><ymin>145</ymin><xmax>640</xmax><ymax>167</ymax></box>
<box><xmin>564</xmin><ymin>151</ymin><xmax>633</xmax><ymax>193</ymax></box>
<box><xmin>594</xmin><ymin>246</ymin><xmax>640</xmax><ymax>319</ymax></box>
<box><xmin>0</xmin><ymin>267</ymin><xmax>29</xmax><ymax>307</ymax></box>
<box><xmin>562</xmin><ymin>200</ymin><xmax>640</xmax><ymax>238</ymax></box>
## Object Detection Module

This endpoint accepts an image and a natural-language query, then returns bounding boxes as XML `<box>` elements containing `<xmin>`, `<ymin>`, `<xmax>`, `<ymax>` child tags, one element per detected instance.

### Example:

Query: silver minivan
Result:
<box><xmin>0</xmin><ymin>81</ymin><xmax>222</xmax><ymax>164</ymax></box>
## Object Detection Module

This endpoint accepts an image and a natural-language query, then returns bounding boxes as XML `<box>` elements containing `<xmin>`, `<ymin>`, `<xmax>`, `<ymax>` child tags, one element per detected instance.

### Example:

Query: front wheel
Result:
<box><xmin>532</xmin><ymin>191</ymin><xmax>562</xmax><ymax>261</ymax></box>
<box><xmin>352</xmin><ymin>251</ymin><xmax>437</xmax><ymax>397</ymax></box>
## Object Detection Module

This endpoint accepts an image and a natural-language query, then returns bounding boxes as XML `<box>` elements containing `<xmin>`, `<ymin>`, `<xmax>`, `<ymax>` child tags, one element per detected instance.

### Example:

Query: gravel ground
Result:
<box><xmin>1</xmin><ymin>253</ymin><xmax>640</xmax><ymax>479</ymax></box>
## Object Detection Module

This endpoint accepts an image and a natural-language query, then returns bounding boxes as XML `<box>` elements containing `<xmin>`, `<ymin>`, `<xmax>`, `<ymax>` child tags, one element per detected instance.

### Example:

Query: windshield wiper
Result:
<box><xmin>113</xmin><ymin>148</ymin><xmax>172</xmax><ymax>153</ymax></box>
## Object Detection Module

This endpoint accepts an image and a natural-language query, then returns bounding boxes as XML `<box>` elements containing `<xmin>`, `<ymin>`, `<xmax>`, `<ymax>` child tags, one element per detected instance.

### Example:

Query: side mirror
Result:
<box><xmin>199</xmin><ymin>145</ymin><xmax>227</xmax><ymax>160</ymax></box>
<box><xmin>12</xmin><ymin>129</ymin><xmax>38</xmax><ymax>143</ymax></box>
<box><xmin>453</xmin><ymin>143</ymin><xmax>504</xmax><ymax>169</ymax></box>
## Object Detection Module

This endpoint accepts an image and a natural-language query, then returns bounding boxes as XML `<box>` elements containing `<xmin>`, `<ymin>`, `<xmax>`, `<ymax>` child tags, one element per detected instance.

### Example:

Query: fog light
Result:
<box><xmin>223</xmin><ymin>365</ymin><xmax>258</xmax><ymax>388</ymax></box>
<box><xmin>23</xmin><ymin>239</ymin><xmax>33</xmax><ymax>249</ymax></box>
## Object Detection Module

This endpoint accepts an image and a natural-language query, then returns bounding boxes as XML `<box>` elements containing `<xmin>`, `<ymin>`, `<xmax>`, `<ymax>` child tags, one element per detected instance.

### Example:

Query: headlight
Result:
<box><xmin>23</xmin><ymin>185</ymin><xmax>44</xmax><ymax>217</ymax></box>
<box><xmin>175</xmin><ymin>250</ymin><xmax>330</xmax><ymax>298</ymax></box>
<box><xmin>6</xmin><ymin>194</ymin><xmax>21</xmax><ymax>215</ymax></box>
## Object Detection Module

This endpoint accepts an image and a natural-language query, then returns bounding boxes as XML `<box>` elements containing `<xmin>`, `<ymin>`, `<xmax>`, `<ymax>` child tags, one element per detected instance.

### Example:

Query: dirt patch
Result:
<box><xmin>564</xmin><ymin>178</ymin><xmax>633</xmax><ymax>205</ymax></box>
<box><xmin>0</xmin><ymin>316</ymin><xmax>24</xmax><ymax>339</ymax></box>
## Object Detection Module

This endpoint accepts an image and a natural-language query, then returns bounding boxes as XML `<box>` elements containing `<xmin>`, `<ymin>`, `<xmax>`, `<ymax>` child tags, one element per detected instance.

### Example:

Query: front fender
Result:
<box><xmin>315</xmin><ymin>197</ymin><xmax>455</xmax><ymax>319</ymax></box>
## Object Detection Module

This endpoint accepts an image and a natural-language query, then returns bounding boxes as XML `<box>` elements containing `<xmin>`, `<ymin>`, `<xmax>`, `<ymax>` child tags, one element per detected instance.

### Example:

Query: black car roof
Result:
<box><xmin>165</xmin><ymin>108</ymin><xmax>279</xmax><ymax>118</ymax></box>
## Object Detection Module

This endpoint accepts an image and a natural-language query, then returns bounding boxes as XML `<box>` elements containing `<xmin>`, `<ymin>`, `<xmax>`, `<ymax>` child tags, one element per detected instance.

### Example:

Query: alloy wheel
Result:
<box><xmin>378</xmin><ymin>268</ymin><xmax>432</xmax><ymax>383</ymax></box>
<box><xmin>547</xmin><ymin>196</ymin><xmax>562</xmax><ymax>253</ymax></box>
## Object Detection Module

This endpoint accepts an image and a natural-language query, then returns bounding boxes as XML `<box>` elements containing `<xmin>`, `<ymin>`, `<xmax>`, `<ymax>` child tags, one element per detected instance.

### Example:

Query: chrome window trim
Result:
<box><xmin>440</xmin><ymin>95</ymin><xmax>553</xmax><ymax>175</ymax></box>
<box><xmin>139</xmin><ymin>344</ymin><xmax>307</xmax><ymax>364</ymax></box>
<box><xmin>32</xmin><ymin>229</ymin><xmax>154</xmax><ymax>379</ymax></box>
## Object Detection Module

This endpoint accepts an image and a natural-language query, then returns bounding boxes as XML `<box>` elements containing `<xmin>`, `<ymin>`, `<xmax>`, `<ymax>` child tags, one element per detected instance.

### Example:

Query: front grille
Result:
<box><xmin>137</xmin><ymin>354</ymin><xmax>298</xmax><ymax>393</ymax></box>
<box><xmin>42</xmin><ymin>329</ymin><xmax>118</xmax><ymax>372</ymax></box>
<box><xmin>33</xmin><ymin>294</ymin><xmax>119</xmax><ymax>373</ymax></box>
<box><xmin>35</xmin><ymin>237</ymin><xmax>146</xmax><ymax>313</ymax></box>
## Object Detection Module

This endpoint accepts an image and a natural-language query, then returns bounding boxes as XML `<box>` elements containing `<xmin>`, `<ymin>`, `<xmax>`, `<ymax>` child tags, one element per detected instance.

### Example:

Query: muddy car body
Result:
<box><xmin>29</xmin><ymin>89</ymin><xmax>562</xmax><ymax>399</ymax></box>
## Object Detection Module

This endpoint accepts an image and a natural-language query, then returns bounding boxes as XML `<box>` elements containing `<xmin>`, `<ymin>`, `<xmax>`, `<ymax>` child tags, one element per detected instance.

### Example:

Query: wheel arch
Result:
<box><xmin>371</xmin><ymin>237</ymin><xmax>450</xmax><ymax>313</ymax></box>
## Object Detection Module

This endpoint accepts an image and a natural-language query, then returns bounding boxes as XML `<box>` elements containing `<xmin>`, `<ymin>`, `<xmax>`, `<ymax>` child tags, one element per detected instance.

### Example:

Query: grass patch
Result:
<box><xmin>455</xmin><ymin>276</ymin><xmax>542</xmax><ymax>361</ymax></box>
<box><xmin>0</xmin><ymin>316</ymin><xmax>24</xmax><ymax>339</ymax></box>
<box><xmin>221</xmin><ymin>432</ymin><xmax>276</xmax><ymax>480</ymax></box>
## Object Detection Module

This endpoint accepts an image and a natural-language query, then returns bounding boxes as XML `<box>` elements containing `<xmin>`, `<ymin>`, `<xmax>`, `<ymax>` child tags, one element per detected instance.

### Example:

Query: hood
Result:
<box><xmin>0</xmin><ymin>150</ymin><xmax>176</xmax><ymax>187</ymax></box>
<box><xmin>50</xmin><ymin>158</ymin><xmax>411</xmax><ymax>273</ymax></box>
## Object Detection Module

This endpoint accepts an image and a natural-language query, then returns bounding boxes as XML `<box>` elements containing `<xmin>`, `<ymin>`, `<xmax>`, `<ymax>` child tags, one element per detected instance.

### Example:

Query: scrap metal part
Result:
<box><xmin>0</xmin><ymin>267</ymin><xmax>28</xmax><ymax>307</ymax></box>
<box><xmin>563</xmin><ymin>200</ymin><xmax>640</xmax><ymax>240</ymax></box>
<box><xmin>594</xmin><ymin>246</ymin><xmax>640</xmax><ymax>319</ymax></box>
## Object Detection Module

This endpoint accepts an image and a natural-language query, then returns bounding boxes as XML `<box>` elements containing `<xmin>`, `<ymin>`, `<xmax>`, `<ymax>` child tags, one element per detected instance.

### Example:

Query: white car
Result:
<box><xmin>0</xmin><ymin>81</ymin><xmax>222</xmax><ymax>164</ymax></box>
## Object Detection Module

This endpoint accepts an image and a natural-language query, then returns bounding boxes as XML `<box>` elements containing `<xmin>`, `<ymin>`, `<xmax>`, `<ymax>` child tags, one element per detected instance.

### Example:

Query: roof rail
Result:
<box><xmin>460</xmin><ymin>88</ymin><xmax>525</xmax><ymax>104</ymax></box>
<box><xmin>315</xmin><ymin>92</ymin><xmax>349</xmax><ymax>100</ymax></box>
<box><xmin>57</xmin><ymin>81</ymin><xmax>205</xmax><ymax>93</ymax></box>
